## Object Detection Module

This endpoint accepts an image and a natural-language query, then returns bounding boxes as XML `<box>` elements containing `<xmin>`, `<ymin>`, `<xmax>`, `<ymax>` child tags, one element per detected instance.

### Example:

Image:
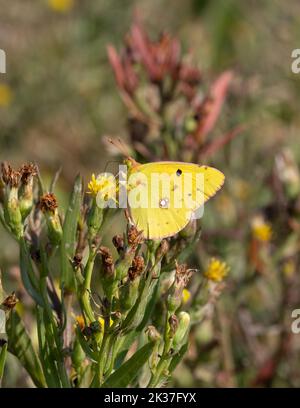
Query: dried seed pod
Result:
<box><xmin>127</xmin><ymin>225</ymin><xmax>144</xmax><ymax>247</ymax></box>
<box><xmin>39</xmin><ymin>193</ymin><xmax>58</xmax><ymax>214</ymax></box>
<box><xmin>146</xmin><ymin>325</ymin><xmax>161</xmax><ymax>342</ymax></box>
<box><xmin>168</xmin><ymin>314</ymin><xmax>179</xmax><ymax>337</ymax></box>
<box><xmin>1</xmin><ymin>292</ymin><xmax>19</xmax><ymax>310</ymax></box>
<box><xmin>98</xmin><ymin>246</ymin><xmax>115</xmax><ymax>277</ymax></box>
<box><xmin>112</xmin><ymin>234</ymin><xmax>125</xmax><ymax>254</ymax></box>
<box><xmin>128</xmin><ymin>255</ymin><xmax>145</xmax><ymax>280</ymax></box>
<box><xmin>167</xmin><ymin>262</ymin><xmax>193</xmax><ymax>313</ymax></box>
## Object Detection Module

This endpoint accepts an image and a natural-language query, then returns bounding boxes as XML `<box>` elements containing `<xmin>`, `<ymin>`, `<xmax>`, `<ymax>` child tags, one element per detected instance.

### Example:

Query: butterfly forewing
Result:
<box><xmin>127</xmin><ymin>162</ymin><xmax>224</xmax><ymax>239</ymax></box>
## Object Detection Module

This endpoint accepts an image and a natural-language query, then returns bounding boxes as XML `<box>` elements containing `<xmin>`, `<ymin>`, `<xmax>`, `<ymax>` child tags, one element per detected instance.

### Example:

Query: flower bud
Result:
<box><xmin>1</xmin><ymin>163</ymin><xmax>23</xmax><ymax>239</ymax></box>
<box><xmin>119</xmin><ymin>255</ymin><xmax>144</xmax><ymax>312</ymax></box>
<box><xmin>39</xmin><ymin>193</ymin><xmax>63</xmax><ymax>245</ymax></box>
<box><xmin>5</xmin><ymin>185</ymin><xmax>23</xmax><ymax>239</ymax></box>
<box><xmin>18</xmin><ymin>163</ymin><xmax>37</xmax><ymax>220</ymax></box>
<box><xmin>146</xmin><ymin>325</ymin><xmax>161</xmax><ymax>370</ymax></box>
<box><xmin>87</xmin><ymin>198</ymin><xmax>104</xmax><ymax>240</ymax></box>
<box><xmin>98</xmin><ymin>246</ymin><xmax>116</xmax><ymax>299</ymax></box>
<box><xmin>115</xmin><ymin>247</ymin><xmax>136</xmax><ymax>281</ymax></box>
<box><xmin>167</xmin><ymin>263</ymin><xmax>193</xmax><ymax>313</ymax></box>
<box><xmin>119</xmin><ymin>275</ymin><xmax>140</xmax><ymax>312</ymax></box>
<box><xmin>173</xmin><ymin>312</ymin><xmax>190</xmax><ymax>348</ymax></box>
<box><xmin>168</xmin><ymin>314</ymin><xmax>179</xmax><ymax>338</ymax></box>
<box><xmin>146</xmin><ymin>325</ymin><xmax>161</xmax><ymax>342</ymax></box>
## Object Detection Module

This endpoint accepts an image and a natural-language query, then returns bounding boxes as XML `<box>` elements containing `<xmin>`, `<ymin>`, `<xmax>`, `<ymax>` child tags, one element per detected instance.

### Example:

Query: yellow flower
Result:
<box><xmin>182</xmin><ymin>288</ymin><xmax>191</xmax><ymax>304</ymax></box>
<box><xmin>0</xmin><ymin>84</ymin><xmax>13</xmax><ymax>107</ymax></box>
<box><xmin>204</xmin><ymin>258</ymin><xmax>229</xmax><ymax>282</ymax></box>
<box><xmin>47</xmin><ymin>0</ymin><xmax>74</xmax><ymax>13</ymax></box>
<box><xmin>87</xmin><ymin>173</ymin><xmax>116</xmax><ymax>201</ymax></box>
<box><xmin>251</xmin><ymin>216</ymin><xmax>272</xmax><ymax>242</ymax></box>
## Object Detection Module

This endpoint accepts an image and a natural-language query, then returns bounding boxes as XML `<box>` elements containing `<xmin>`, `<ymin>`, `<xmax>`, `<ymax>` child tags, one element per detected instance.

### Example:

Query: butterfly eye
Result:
<box><xmin>159</xmin><ymin>198</ymin><xmax>169</xmax><ymax>208</ymax></box>
<box><xmin>176</xmin><ymin>169</ymin><xmax>182</xmax><ymax>176</ymax></box>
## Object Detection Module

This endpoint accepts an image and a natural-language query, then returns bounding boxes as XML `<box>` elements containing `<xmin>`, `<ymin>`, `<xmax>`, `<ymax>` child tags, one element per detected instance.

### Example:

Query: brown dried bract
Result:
<box><xmin>155</xmin><ymin>239</ymin><xmax>170</xmax><ymax>260</ymax></box>
<box><xmin>112</xmin><ymin>234</ymin><xmax>125</xmax><ymax>254</ymax></box>
<box><xmin>19</xmin><ymin>163</ymin><xmax>38</xmax><ymax>185</ymax></box>
<box><xmin>169</xmin><ymin>314</ymin><xmax>179</xmax><ymax>336</ymax></box>
<box><xmin>99</xmin><ymin>246</ymin><xmax>114</xmax><ymax>276</ymax></box>
<box><xmin>73</xmin><ymin>253</ymin><xmax>83</xmax><ymax>268</ymax></box>
<box><xmin>1</xmin><ymin>162</ymin><xmax>21</xmax><ymax>188</ymax></box>
<box><xmin>127</xmin><ymin>225</ymin><xmax>144</xmax><ymax>246</ymax></box>
<box><xmin>39</xmin><ymin>193</ymin><xmax>58</xmax><ymax>213</ymax></box>
<box><xmin>128</xmin><ymin>255</ymin><xmax>145</xmax><ymax>280</ymax></box>
<box><xmin>175</xmin><ymin>261</ymin><xmax>193</xmax><ymax>287</ymax></box>
<box><xmin>2</xmin><ymin>291</ymin><xmax>19</xmax><ymax>310</ymax></box>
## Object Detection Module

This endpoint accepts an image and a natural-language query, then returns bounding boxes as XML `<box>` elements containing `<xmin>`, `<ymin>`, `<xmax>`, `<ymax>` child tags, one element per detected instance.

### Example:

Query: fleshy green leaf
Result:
<box><xmin>0</xmin><ymin>342</ymin><xmax>8</xmax><ymax>381</ymax></box>
<box><xmin>75</xmin><ymin>327</ymin><xmax>98</xmax><ymax>362</ymax></box>
<box><xmin>19</xmin><ymin>238</ymin><xmax>44</xmax><ymax>306</ymax></box>
<box><xmin>6</xmin><ymin>310</ymin><xmax>46</xmax><ymax>388</ymax></box>
<box><xmin>102</xmin><ymin>341</ymin><xmax>156</xmax><ymax>388</ymax></box>
<box><xmin>168</xmin><ymin>342</ymin><xmax>188</xmax><ymax>374</ymax></box>
<box><xmin>60</xmin><ymin>174</ymin><xmax>83</xmax><ymax>292</ymax></box>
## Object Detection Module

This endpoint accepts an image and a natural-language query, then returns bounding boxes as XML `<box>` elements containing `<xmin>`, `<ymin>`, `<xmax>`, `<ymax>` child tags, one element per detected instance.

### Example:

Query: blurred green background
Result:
<box><xmin>1</xmin><ymin>0</ymin><xmax>300</xmax><ymax>387</ymax></box>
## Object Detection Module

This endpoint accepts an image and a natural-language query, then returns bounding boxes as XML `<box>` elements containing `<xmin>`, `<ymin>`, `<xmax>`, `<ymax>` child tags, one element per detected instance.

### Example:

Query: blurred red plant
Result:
<box><xmin>107</xmin><ymin>20</ymin><xmax>242</xmax><ymax>162</ymax></box>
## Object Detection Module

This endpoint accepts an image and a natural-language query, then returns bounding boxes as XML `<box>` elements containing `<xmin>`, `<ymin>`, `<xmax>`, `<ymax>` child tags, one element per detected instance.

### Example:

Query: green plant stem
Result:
<box><xmin>40</xmin><ymin>249</ymin><xmax>71</xmax><ymax>388</ymax></box>
<box><xmin>148</xmin><ymin>311</ymin><xmax>173</xmax><ymax>387</ymax></box>
<box><xmin>81</xmin><ymin>246</ymin><xmax>96</xmax><ymax>323</ymax></box>
<box><xmin>97</xmin><ymin>331</ymin><xmax>110</xmax><ymax>385</ymax></box>
<box><xmin>105</xmin><ymin>334</ymin><xmax>123</xmax><ymax>378</ymax></box>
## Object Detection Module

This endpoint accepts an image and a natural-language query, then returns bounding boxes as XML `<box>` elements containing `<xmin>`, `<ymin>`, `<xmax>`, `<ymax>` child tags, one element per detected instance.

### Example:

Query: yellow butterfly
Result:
<box><xmin>124</xmin><ymin>158</ymin><xmax>225</xmax><ymax>240</ymax></box>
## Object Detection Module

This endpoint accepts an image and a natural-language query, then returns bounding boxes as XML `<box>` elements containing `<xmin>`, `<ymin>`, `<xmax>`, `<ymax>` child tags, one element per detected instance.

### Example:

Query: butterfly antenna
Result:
<box><xmin>107</xmin><ymin>137</ymin><xmax>130</xmax><ymax>157</ymax></box>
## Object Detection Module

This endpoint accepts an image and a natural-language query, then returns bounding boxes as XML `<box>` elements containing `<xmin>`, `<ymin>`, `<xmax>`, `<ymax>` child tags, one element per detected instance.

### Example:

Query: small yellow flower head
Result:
<box><xmin>251</xmin><ymin>216</ymin><xmax>272</xmax><ymax>242</ymax></box>
<box><xmin>182</xmin><ymin>288</ymin><xmax>191</xmax><ymax>304</ymax></box>
<box><xmin>0</xmin><ymin>84</ymin><xmax>13</xmax><ymax>107</ymax></box>
<box><xmin>204</xmin><ymin>258</ymin><xmax>229</xmax><ymax>282</ymax></box>
<box><xmin>47</xmin><ymin>0</ymin><xmax>74</xmax><ymax>13</ymax></box>
<box><xmin>87</xmin><ymin>173</ymin><xmax>116</xmax><ymax>201</ymax></box>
